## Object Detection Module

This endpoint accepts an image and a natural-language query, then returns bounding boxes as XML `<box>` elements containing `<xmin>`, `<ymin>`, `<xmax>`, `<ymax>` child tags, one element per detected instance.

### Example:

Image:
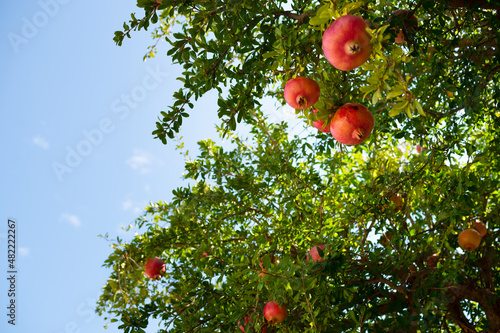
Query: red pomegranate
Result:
<box><xmin>322</xmin><ymin>15</ymin><xmax>373</xmax><ymax>71</ymax></box>
<box><xmin>312</xmin><ymin>109</ymin><xmax>331</xmax><ymax>132</ymax></box>
<box><xmin>330</xmin><ymin>103</ymin><xmax>374</xmax><ymax>145</ymax></box>
<box><xmin>307</xmin><ymin>245</ymin><xmax>326</xmax><ymax>262</ymax></box>
<box><xmin>144</xmin><ymin>257</ymin><xmax>166</xmax><ymax>280</ymax></box>
<box><xmin>284</xmin><ymin>77</ymin><xmax>320</xmax><ymax>109</ymax></box>
<box><xmin>263</xmin><ymin>301</ymin><xmax>287</xmax><ymax>324</ymax></box>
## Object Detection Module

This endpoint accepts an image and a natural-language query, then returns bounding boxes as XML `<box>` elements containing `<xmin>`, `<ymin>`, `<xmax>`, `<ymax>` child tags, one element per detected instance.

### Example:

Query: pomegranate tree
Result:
<box><xmin>322</xmin><ymin>15</ymin><xmax>373</xmax><ymax>71</ymax></box>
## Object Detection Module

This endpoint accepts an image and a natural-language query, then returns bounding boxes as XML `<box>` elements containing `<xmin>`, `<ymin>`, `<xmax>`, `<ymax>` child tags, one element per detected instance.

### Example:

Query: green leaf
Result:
<box><xmin>309</xmin><ymin>16</ymin><xmax>330</xmax><ymax>26</ymax></box>
<box><xmin>372</xmin><ymin>88</ymin><xmax>382</xmax><ymax>106</ymax></box>
<box><xmin>404</xmin><ymin>104</ymin><xmax>414</xmax><ymax>118</ymax></box>
<box><xmin>389</xmin><ymin>101</ymin><xmax>407</xmax><ymax>117</ymax></box>
<box><xmin>386</xmin><ymin>87</ymin><xmax>405</xmax><ymax>99</ymax></box>
<box><xmin>359</xmin><ymin>85</ymin><xmax>378</xmax><ymax>94</ymax></box>
<box><xmin>413</xmin><ymin>100</ymin><xmax>425</xmax><ymax>116</ymax></box>
<box><xmin>262</xmin><ymin>51</ymin><xmax>278</xmax><ymax>59</ymax></box>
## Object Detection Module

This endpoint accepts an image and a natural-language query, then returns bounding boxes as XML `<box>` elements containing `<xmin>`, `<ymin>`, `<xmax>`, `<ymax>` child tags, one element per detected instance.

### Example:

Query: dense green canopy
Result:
<box><xmin>98</xmin><ymin>0</ymin><xmax>500</xmax><ymax>332</ymax></box>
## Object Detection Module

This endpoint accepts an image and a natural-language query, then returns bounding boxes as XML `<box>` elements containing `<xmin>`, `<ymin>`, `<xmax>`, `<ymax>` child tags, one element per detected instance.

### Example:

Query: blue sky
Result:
<box><xmin>0</xmin><ymin>1</ymin><xmax>303</xmax><ymax>332</ymax></box>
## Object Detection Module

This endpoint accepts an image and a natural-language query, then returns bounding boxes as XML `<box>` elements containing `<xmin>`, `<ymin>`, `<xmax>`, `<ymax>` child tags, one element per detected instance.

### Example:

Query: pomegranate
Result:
<box><xmin>312</xmin><ymin>108</ymin><xmax>331</xmax><ymax>132</ymax></box>
<box><xmin>458</xmin><ymin>228</ymin><xmax>482</xmax><ymax>251</ymax></box>
<box><xmin>258</xmin><ymin>255</ymin><xmax>278</xmax><ymax>277</ymax></box>
<box><xmin>322</xmin><ymin>15</ymin><xmax>373</xmax><ymax>71</ymax></box>
<box><xmin>330</xmin><ymin>103</ymin><xmax>374</xmax><ymax>145</ymax></box>
<box><xmin>263</xmin><ymin>301</ymin><xmax>287</xmax><ymax>324</ymax></box>
<box><xmin>144</xmin><ymin>257</ymin><xmax>166</xmax><ymax>280</ymax></box>
<box><xmin>474</xmin><ymin>220</ymin><xmax>487</xmax><ymax>237</ymax></box>
<box><xmin>284</xmin><ymin>77</ymin><xmax>320</xmax><ymax>109</ymax></box>
<box><xmin>307</xmin><ymin>245</ymin><xmax>326</xmax><ymax>262</ymax></box>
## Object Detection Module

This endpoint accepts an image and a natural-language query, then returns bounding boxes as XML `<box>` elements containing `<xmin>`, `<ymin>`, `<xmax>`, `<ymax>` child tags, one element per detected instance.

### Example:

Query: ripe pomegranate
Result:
<box><xmin>390</xmin><ymin>10</ymin><xmax>418</xmax><ymax>44</ymax></box>
<box><xmin>330</xmin><ymin>103</ymin><xmax>374</xmax><ymax>145</ymax></box>
<box><xmin>258</xmin><ymin>256</ymin><xmax>278</xmax><ymax>277</ymax></box>
<box><xmin>307</xmin><ymin>245</ymin><xmax>326</xmax><ymax>262</ymax></box>
<box><xmin>458</xmin><ymin>228</ymin><xmax>482</xmax><ymax>251</ymax></box>
<box><xmin>258</xmin><ymin>260</ymin><xmax>269</xmax><ymax>277</ymax></box>
<box><xmin>144</xmin><ymin>257</ymin><xmax>166</xmax><ymax>280</ymax></box>
<box><xmin>322</xmin><ymin>15</ymin><xmax>373</xmax><ymax>71</ymax></box>
<box><xmin>312</xmin><ymin>108</ymin><xmax>331</xmax><ymax>132</ymax></box>
<box><xmin>258</xmin><ymin>261</ymin><xmax>266</xmax><ymax>277</ymax></box>
<box><xmin>416</xmin><ymin>144</ymin><xmax>423</xmax><ymax>154</ymax></box>
<box><xmin>284</xmin><ymin>77</ymin><xmax>320</xmax><ymax>109</ymax></box>
<box><xmin>263</xmin><ymin>301</ymin><xmax>287</xmax><ymax>324</ymax></box>
<box><xmin>474</xmin><ymin>220</ymin><xmax>487</xmax><ymax>237</ymax></box>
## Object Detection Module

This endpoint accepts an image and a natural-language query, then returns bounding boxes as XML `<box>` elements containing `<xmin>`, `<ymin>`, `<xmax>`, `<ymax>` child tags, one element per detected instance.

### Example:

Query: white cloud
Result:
<box><xmin>18</xmin><ymin>247</ymin><xmax>30</xmax><ymax>257</ymax></box>
<box><xmin>33</xmin><ymin>135</ymin><xmax>49</xmax><ymax>149</ymax></box>
<box><xmin>121</xmin><ymin>198</ymin><xmax>143</xmax><ymax>215</ymax></box>
<box><xmin>126</xmin><ymin>149</ymin><xmax>161</xmax><ymax>174</ymax></box>
<box><xmin>121</xmin><ymin>199</ymin><xmax>134</xmax><ymax>211</ymax></box>
<box><xmin>60</xmin><ymin>213</ymin><xmax>81</xmax><ymax>227</ymax></box>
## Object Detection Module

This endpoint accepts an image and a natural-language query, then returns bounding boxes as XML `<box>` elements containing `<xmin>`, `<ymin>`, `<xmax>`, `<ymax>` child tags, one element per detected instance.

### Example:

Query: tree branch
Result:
<box><xmin>446</xmin><ymin>282</ymin><xmax>500</xmax><ymax>332</ymax></box>
<box><xmin>272</xmin><ymin>10</ymin><xmax>315</xmax><ymax>25</ymax></box>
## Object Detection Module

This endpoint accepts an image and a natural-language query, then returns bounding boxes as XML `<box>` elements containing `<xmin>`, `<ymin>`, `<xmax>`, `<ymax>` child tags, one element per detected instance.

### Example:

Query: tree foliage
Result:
<box><xmin>98</xmin><ymin>0</ymin><xmax>500</xmax><ymax>332</ymax></box>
